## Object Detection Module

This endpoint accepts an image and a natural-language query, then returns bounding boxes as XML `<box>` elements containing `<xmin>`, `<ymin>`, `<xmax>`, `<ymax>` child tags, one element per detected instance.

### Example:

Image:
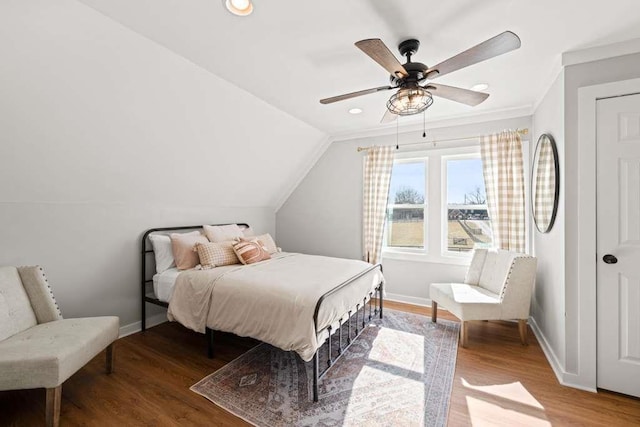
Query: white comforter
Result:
<box><xmin>167</xmin><ymin>253</ymin><xmax>384</xmax><ymax>361</ymax></box>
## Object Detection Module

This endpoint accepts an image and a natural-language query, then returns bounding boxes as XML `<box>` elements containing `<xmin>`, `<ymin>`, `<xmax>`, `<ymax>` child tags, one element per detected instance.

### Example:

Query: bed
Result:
<box><xmin>141</xmin><ymin>224</ymin><xmax>384</xmax><ymax>402</ymax></box>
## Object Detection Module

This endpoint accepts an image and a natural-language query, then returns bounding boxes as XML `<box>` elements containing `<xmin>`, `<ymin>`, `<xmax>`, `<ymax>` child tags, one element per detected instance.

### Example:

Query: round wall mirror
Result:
<box><xmin>531</xmin><ymin>134</ymin><xmax>559</xmax><ymax>233</ymax></box>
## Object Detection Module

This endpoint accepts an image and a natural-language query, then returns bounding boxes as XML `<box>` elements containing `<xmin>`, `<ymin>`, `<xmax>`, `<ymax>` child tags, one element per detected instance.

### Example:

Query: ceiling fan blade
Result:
<box><xmin>381</xmin><ymin>108</ymin><xmax>398</xmax><ymax>123</ymax></box>
<box><xmin>320</xmin><ymin>86</ymin><xmax>394</xmax><ymax>104</ymax></box>
<box><xmin>426</xmin><ymin>83</ymin><xmax>489</xmax><ymax>106</ymax></box>
<box><xmin>426</xmin><ymin>31</ymin><xmax>521</xmax><ymax>79</ymax></box>
<box><xmin>355</xmin><ymin>39</ymin><xmax>409</xmax><ymax>78</ymax></box>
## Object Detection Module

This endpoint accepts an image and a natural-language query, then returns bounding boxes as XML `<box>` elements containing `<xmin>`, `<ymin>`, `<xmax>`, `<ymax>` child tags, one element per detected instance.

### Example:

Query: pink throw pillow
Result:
<box><xmin>170</xmin><ymin>231</ymin><xmax>208</xmax><ymax>270</ymax></box>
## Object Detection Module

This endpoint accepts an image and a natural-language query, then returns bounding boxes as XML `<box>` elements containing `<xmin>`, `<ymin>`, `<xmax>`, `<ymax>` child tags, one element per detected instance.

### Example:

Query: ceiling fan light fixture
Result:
<box><xmin>225</xmin><ymin>0</ymin><xmax>253</xmax><ymax>16</ymax></box>
<box><xmin>386</xmin><ymin>87</ymin><xmax>433</xmax><ymax>116</ymax></box>
<box><xmin>348</xmin><ymin>108</ymin><xmax>363</xmax><ymax>115</ymax></box>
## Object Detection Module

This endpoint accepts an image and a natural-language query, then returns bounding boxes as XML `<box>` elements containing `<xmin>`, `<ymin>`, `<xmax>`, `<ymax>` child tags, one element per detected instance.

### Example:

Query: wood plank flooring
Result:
<box><xmin>1</xmin><ymin>301</ymin><xmax>638</xmax><ymax>426</ymax></box>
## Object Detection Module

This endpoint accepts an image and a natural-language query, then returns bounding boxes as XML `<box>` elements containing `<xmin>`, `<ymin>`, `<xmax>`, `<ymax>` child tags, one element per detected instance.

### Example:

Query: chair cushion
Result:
<box><xmin>430</xmin><ymin>282</ymin><xmax>502</xmax><ymax>321</ymax></box>
<box><xmin>0</xmin><ymin>317</ymin><xmax>119</xmax><ymax>390</ymax></box>
<box><xmin>0</xmin><ymin>267</ymin><xmax>37</xmax><ymax>342</ymax></box>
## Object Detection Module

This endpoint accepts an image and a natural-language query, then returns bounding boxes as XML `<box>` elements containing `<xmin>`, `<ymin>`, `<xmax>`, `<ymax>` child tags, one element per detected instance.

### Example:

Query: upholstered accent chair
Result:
<box><xmin>0</xmin><ymin>266</ymin><xmax>119</xmax><ymax>427</ymax></box>
<box><xmin>430</xmin><ymin>249</ymin><xmax>537</xmax><ymax>347</ymax></box>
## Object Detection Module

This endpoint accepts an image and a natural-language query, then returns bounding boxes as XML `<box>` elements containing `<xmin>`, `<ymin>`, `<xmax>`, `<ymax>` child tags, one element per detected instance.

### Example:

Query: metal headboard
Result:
<box><xmin>140</xmin><ymin>223</ymin><xmax>249</xmax><ymax>330</ymax></box>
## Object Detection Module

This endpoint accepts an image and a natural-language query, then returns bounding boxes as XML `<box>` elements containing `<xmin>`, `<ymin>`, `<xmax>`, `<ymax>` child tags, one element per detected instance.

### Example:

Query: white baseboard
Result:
<box><xmin>561</xmin><ymin>372</ymin><xmax>598</xmax><ymax>393</ymax></box>
<box><xmin>385</xmin><ymin>293</ymin><xmax>432</xmax><ymax>308</ymax></box>
<box><xmin>528</xmin><ymin>316</ymin><xmax>564</xmax><ymax>384</ymax></box>
<box><xmin>119</xmin><ymin>313</ymin><xmax>168</xmax><ymax>338</ymax></box>
<box><xmin>528</xmin><ymin>316</ymin><xmax>597</xmax><ymax>393</ymax></box>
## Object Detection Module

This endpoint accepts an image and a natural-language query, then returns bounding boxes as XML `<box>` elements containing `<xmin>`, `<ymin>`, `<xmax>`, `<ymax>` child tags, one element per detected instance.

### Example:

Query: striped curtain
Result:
<box><xmin>363</xmin><ymin>146</ymin><xmax>394</xmax><ymax>264</ymax></box>
<box><xmin>480</xmin><ymin>130</ymin><xmax>526</xmax><ymax>253</ymax></box>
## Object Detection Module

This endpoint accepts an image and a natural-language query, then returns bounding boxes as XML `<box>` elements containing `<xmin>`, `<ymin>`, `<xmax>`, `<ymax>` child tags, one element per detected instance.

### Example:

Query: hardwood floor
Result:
<box><xmin>1</xmin><ymin>302</ymin><xmax>638</xmax><ymax>426</ymax></box>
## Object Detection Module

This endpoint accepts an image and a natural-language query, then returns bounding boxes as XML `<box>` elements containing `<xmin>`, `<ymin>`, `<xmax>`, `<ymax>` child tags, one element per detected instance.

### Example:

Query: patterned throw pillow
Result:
<box><xmin>195</xmin><ymin>241</ymin><xmax>240</xmax><ymax>269</ymax></box>
<box><xmin>232</xmin><ymin>239</ymin><xmax>271</xmax><ymax>265</ymax></box>
<box><xmin>241</xmin><ymin>233</ymin><xmax>278</xmax><ymax>254</ymax></box>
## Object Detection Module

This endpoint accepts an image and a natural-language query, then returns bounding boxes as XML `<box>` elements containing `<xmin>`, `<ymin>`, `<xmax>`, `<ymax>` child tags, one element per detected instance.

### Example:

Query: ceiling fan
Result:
<box><xmin>320</xmin><ymin>31</ymin><xmax>521</xmax><ymax>123</ymax></box>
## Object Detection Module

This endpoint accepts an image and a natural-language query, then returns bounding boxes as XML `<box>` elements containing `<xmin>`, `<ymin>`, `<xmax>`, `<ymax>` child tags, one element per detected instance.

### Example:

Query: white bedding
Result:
<box><xmin>153</xmin><ymin>268</ymin><xmax>180</xmax><ymax>302</ymax></box>
<box><xmin>167</xmin><ymin>253</ymin><xmax>384</xmax><ymax>361</ymax></box>
<box><xmin>153</xmin><ymin>264</ymin><xmax>246</xmax><ymax>303</ymax></box>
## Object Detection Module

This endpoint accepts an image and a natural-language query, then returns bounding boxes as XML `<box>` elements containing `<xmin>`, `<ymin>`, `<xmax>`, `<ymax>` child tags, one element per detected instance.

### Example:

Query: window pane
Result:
<box><xmin>386</xmin><ymin>160</ymin><xmax>426</xmax><ymax>249</ymax></box>
<box><xmin>446</xmin><ymin>158</ymin><xmax>493</xmax><ymax>252</ymax></box>
<box><xmin>387</xmin><ymin>207</ymin><xmax>424</xmax><ymax>248</ymax></box>
<box><xmin>388</xmin><ymin>162</ymin><xmax>425</xmax><ymax>205</ymax></box>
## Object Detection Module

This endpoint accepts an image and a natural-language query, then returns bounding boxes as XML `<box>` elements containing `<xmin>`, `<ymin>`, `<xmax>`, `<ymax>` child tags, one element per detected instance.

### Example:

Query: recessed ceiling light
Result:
<box><xmin>470</xmin><ymin>83</ymin><xmax>489</xmax><ymax>92</ymax></box>
<box><xmin>225</xmin><ymin>0</ymin><xmax>253</xmax><ymax>16</ymax></box>
<box><xmin>349</xmin><ymin>108</ymin><xmax>363</xmax><ymax>115</ymax></box>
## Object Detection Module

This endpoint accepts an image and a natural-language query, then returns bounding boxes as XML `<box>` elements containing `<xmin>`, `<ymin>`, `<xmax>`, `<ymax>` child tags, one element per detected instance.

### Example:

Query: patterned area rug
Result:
<box><xmin>191</xmin><ymin>309</ymin><xmax>459</xmax><ymax>426</ymax></box>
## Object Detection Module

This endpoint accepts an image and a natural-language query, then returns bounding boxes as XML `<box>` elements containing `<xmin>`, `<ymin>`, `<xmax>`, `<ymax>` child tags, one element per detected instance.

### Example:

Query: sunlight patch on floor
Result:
<box><xmin>344</xmin><ymin>365</ymin><xmax>425</xmax><ymax>423</ymax></box>
<box><xmin>462</xmin><ymin>379</ymin><xmax>544</xmax><ymax>409</ymax></box>
<box><xmin>368</xmin><ymin>328</ymin><xmax>425</xmax><ymax>374</ymax></box>
<box><xmin>466</xmin><ymin>396</ymin><xmax>551</xmax><ymax>427</ymax></box>
<box><xmin>462</xmin><ymin>378</ymin><xmax>550</xmax><ymax>426</ymax></box>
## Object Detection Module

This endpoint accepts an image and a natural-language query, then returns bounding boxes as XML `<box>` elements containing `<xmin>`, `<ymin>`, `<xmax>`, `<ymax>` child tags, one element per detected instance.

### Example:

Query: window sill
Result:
<box><xmin>381</xmin><ymin>250</ymin><xmax>472</xmax><ymax>266</ymax></box>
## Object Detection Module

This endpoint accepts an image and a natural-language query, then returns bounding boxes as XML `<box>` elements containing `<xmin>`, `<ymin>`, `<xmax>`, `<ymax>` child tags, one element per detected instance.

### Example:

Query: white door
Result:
<box><xmin>596</xmin><ymin>93</ymin><xmax>640</xmax><ymax>398</ymax></box>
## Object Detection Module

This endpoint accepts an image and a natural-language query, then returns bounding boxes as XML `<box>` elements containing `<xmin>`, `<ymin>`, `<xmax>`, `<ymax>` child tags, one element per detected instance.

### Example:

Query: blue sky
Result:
<box><xmin>389</xmin><ymin>158</ymin><xmax>485</xmax><ymax>204</ymax></box>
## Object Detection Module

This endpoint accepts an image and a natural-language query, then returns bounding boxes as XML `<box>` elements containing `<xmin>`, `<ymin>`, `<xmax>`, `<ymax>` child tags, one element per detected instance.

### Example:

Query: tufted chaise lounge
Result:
<box><xmin>0</xmin><ymin>266</ymin><xmax>119</xmax><ymax>427</ymax></box>
<box><xmin>430</xmin><ymin>249</ymin><xmax>537</xmax><ymax>347</ymax></box>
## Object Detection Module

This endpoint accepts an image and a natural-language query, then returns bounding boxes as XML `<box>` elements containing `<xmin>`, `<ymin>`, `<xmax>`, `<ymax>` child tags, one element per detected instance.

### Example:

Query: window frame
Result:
<box><xmin>441</xmin><ymin>151</ymin><xmax>492</xmax><ymax>258</ymax></box>
<box><xmin>381</xmin><ymin>141</ymin><xmax>530</xmax><ymax>265</ymax></box>
<box><xmin>383</xmin><ymin>156</ymin><xmax>428</xmax><ymax>255</ymax></box>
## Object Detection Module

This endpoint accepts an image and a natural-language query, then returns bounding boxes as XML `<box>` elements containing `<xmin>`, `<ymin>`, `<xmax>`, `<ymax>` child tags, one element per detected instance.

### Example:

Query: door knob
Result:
<box><xmin>603</xmin><ymin>254</ymin><xmax>618</xmax><ymax>264</ymax></box>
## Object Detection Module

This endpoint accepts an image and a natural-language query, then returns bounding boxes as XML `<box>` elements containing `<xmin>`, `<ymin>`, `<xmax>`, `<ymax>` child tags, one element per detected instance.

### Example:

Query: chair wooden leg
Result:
<box><xmin>518</xmin><ymin>319</ymin><xmax>528</xmax><ymax>345</ymax></box>
<box><xmin>106</xmin><ymin>343</ymin><xmax>114</xmax><ymax>374</ymax></box>
<box><xmin>460</xmin><ymin>321</ymin><xmax>468</xmax><ymax>348</ymax></box>
<box><xmin>46</xmin><ymin>385</ymin><xmax>61</xmax><ymax>427</ymax></box>
<box><xmin>431</xmin><ymin>301</ymin><xmax>438</xmax><ymax>322</ymax></box>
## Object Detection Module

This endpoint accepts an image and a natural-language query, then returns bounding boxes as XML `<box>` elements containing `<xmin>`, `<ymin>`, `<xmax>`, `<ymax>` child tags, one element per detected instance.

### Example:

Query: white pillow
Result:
<box><xmin>204</xmin><ymin>224</ymin><xmax>244</xmax><ymax>242</ymax></box>
<box><xmin>149</xmin><ymin>234</ymin><xmax>176</xmax><ymax>274</ymax></box>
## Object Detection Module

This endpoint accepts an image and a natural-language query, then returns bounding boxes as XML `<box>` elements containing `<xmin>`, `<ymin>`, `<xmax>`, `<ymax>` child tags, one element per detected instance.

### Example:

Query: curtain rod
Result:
<box><xmin>356</xmin><ymin>128</ymin><xmax>529</xmax><ymax>152</ymax></box>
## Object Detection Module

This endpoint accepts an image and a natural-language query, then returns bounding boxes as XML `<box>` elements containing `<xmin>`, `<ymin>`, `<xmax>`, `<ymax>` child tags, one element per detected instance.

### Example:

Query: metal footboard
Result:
<box><xmin>311</xmin><ymin>263</ymin><xmax>384</xmax><ymax>402</ymax></box>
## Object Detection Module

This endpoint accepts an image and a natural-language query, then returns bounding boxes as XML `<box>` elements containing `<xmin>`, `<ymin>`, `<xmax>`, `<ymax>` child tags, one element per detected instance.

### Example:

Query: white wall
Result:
<box><xmin>0</xmin><ymin>0</ymin><xmax>326</xmax><ymax>329</ymax></box>
<box><xmin>277</xmin><ymin>116</ymin><xmax>532</xmax><ymax>304</ymax></box>
<box><xmin>531</xmin><ymin>71</ymin><xmax>566</xmax><ymax>370</ymax></box>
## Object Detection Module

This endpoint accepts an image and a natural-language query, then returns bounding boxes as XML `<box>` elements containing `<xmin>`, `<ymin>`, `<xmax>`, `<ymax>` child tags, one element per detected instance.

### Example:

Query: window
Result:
<box><xmin>383</xmin><ymin>143</ymin><xmax>523</xmax><ymax>264</ymax></box>
<box><xmin>443</xmin><ymin>155</ymin><xmax>493</xmax><ymax>254</ymax></box>
<box><xmin>386</xmin><ymin>160</ymin><xmax>427</xmax><ymax>249</ymax></box>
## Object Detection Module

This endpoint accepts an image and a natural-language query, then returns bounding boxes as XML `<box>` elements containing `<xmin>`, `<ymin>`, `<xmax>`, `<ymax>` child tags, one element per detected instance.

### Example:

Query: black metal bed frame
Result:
<box><xmin>141</xmin><ymin>223</ymin><xmax>383</xmax><ymax>403</ymax></box>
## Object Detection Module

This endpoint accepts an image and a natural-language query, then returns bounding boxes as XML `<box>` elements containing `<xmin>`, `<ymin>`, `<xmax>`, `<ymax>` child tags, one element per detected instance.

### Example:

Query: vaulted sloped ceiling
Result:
<box><xmin>0</xmin><ymin>0</ymin><xmax>326</xmax><ymax>209</ymax></box>
<box><xmin>79</xmin><ymin>0</ymin><xmax>640</xmax><ymax>135</ymax></box>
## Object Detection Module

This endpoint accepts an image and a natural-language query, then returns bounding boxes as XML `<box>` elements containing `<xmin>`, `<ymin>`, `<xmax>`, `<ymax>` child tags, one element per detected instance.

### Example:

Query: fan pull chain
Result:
<box><xmin>422</xmin><ymin>110</ymin><xmax>426</xmax><ymax>138</ymax></box>
<box><xmin>396</xmin><ymin>116</ymin><xmax>399</xmax><ymax>150</ymax></box>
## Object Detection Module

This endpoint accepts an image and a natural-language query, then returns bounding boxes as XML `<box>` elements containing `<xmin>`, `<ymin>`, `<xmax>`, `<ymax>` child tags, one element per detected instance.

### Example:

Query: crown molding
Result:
<box><xmin>562</xmin><ymin>37</ymin><xmax>640</xmax><ymax>67</ymax></box>
<box><xmin>331</xmin><ymin>104</ymin><xmax>533</xmax><ymax>142</ymax></box>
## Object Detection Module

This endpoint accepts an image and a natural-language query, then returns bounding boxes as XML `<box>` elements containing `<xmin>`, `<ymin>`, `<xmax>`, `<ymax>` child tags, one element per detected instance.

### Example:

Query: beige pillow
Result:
<box><xmin>195</xmin><ymin>241</ymin><xmax>240</xmax><ymax>268</ymax></box>
<box><xmin>233</xmin><ymin>239</ymin><xmax>271</xmax><ymax>265</ymax></box>
<box><xmin>242</xmin><ymin>233</ymin><xmax>278</xmax><ymax>254</ymax></box>
<box><xmin>242</xmin><ymin>226</ymin><xmax>255</xmax><ymax>237</ymax></box>
<box><xmin>170</xmin><ymin>231</ymin><xmax>208</xmax><ymax>270</ymax></box>
<box><xmin>204</xmin><ymin>224</ymin><xmax>244</xmax><ymax>243</ymax></box>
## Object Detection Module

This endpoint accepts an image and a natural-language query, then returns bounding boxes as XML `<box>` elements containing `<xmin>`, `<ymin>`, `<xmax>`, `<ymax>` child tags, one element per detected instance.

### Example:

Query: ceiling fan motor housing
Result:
<box><xmin>390</xmin><ymin>61</ymin><xmax>429</xmax><ymax>87</ymax></box>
